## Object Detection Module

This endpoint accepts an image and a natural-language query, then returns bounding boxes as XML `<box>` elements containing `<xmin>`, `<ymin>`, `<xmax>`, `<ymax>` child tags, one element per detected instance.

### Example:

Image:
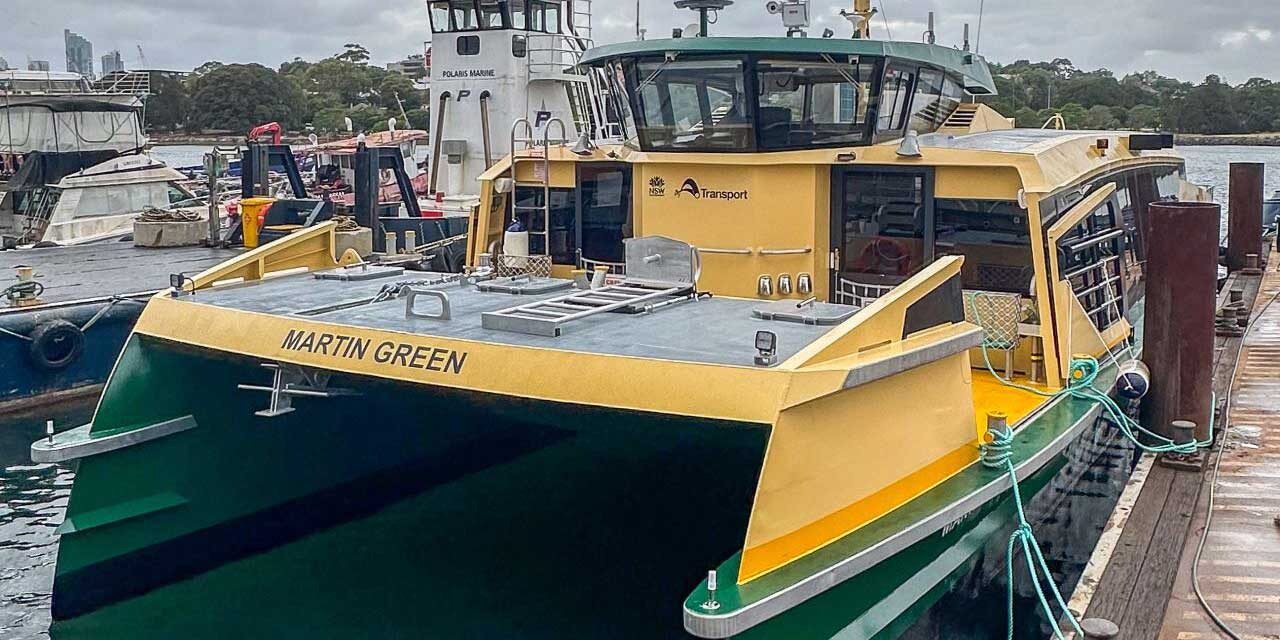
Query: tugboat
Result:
<box><xmin>39</xmin><ymin>1</ymin><xmax>1207</xmax><ymax>637</ymax></box>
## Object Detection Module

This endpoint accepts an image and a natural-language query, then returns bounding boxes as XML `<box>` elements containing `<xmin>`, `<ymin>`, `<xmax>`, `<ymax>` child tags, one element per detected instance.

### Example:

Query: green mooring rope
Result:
<box><xmin>974</xmin><ymin>297</ymin><xmax>1218</xmax><ymax>637</ymax></box>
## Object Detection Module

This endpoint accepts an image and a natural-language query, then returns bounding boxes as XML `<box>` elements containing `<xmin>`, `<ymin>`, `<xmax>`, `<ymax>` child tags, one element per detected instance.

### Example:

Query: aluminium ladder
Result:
<box><xmin>482</xmin><ymin>280</ymin><xmax>693</xmax><ymax>337</ymax></box>
<box><xmin>509</xmin><ymin>117</ymin><xmax>569</xmax><ymax>260</ymax></box>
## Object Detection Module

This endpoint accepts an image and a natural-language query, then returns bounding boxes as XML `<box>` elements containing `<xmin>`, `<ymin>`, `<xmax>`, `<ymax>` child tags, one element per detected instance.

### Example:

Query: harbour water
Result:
<box><xmin>1</xmin><ymin>145</ymin><xmax>1277</xmax><ymax>639</ymax></box>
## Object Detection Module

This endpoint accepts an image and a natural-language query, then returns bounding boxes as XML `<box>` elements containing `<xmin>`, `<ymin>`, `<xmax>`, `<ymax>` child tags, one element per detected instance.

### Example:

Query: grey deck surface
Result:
<box><xmin>190</xmin><ymin>272</ymin><xmax>844</xmax><ymax>368</ymax></box>
<box><xmin>0</xmin><ymin>243</ymin><xmax>238</xmax><ymax>308</ymax></box>
<box><xmin>918</xmin><ymin>128</ymin><xmax>1108</xmax><ymax>152</ymax></box>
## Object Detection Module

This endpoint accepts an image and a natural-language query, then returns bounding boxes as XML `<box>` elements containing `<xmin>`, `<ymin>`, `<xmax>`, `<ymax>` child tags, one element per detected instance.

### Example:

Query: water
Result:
<box><xmin>1</xmin><ymin>144</ymin><xmax>1279</xmax><ymax>639</ymax></box>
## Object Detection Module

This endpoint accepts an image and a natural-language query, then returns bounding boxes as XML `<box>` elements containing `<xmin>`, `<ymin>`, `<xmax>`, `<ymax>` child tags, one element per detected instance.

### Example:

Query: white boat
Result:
<box><xmin>37</xmin><ymin>153</ymin><xmax>201</xmax><ymax>245</ymax></box>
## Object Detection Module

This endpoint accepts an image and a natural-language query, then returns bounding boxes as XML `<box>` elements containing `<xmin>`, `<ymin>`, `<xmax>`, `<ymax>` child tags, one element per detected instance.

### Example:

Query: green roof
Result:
<box><xmin>579</xmin><ymin>37</ymin><xmax>998</xmax><ymax>95</ymax></box>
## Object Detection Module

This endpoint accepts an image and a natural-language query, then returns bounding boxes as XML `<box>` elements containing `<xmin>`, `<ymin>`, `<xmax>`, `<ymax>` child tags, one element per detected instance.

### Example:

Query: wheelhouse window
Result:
<box><xmin>429</xmin><ymin>0</ymin><xmax>520</xmax><ymax>32</ymax></box>
<box><xmin>755</xmin><ymin>57</ymin><xmax>879</xmax><ymax>150</ymax></box>
<box><xmin>631</xmin><ymin>57</ymin><xmax>752</xmax><ymax>152</ymax></box>
<box><xmin>935</xmin><ymin>199</ymin><xmax>1033</xmax><ymax>294</ymax></box>
<box><xmin>877</xmin><ymin>66</ymin><xmax>915</xmax><ymax>134</ymax></box>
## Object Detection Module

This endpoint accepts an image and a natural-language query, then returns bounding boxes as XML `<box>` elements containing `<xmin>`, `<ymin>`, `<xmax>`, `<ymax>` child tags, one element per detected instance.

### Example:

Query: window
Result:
<box><xmin>510</xmin><ymin>0</ymin><xmax>527</xmax><ymax>29</ymax></box>
<box><xmin>477</xmin><ymin>1</ymin><xmax>508</xmax><ymax>28</ymax></box>
<box><xmin>512</xmin><ymin>35</ymin><xmax>528</xmax><ymax>58</ymax></box>
<box><xmin>877</xmin><ymin>66</ymin><xmax>915</xmax><ymax>132</ymax></box>
<box><xmin>451</xmin><ymin>3</ymin><xmax>478</xmax><ymax>30</ymax></box>
<box><xmin>755</xmin><ymin>57</ymin><xmax>879</xmax><ymax>150</ymax></box>
<box><xmin>935</xmin><ymin>199</ymin><xmax>1033</xmax><ymax>293</ymax></box>
<box><xmin>513</xmin><ymin>186</ymin><xmax>575</xmax><ymax>262</ymax></box>
<box><xmin>1058</xmin><ymin>195</ymin><xmax>1126</xmax><ymax>330</ymax></box>
<box><xmin>542</xmin><ymin>2</ymin><xmax>561</xmax><ymax>33</ymax></box>
<box><xmin>632</xmin><ymin>58</ymin><xmax>752</xmax><ymax>152</ymax></box>
<box><xmin>908</xmin><ymin>69</ymin><xmax>944</xmax><ymax>132</ymax></box>
<box><xmin>457</xmin><ymin>35</ymin><xmax>481</xmax><ymax>56</ymax></box>
<box><xmin>939</xmin><ymin>76</ymin><xmax>965</xmax><ymax>123</ymax></box>
<box><xmin>167</xmin><ymin>184</ymin><xmax>191</xmax><ymax>206</ymax></box>
<box><xmin>429</xmin><ymin>1</ymin><xmax>452</xmax><ymax>31</ymax></box>
<box><xmin>836</xmin><ymin>169</ymin><xmax>931</xmax><ymax>280</ymax></box>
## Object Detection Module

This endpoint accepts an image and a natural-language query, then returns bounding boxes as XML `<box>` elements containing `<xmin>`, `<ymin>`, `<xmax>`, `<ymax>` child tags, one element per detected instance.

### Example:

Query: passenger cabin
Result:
<box><xmin>469</xmin><ymin>37</ymin><xmax>1196</xmax><ymax>390</ymax></box>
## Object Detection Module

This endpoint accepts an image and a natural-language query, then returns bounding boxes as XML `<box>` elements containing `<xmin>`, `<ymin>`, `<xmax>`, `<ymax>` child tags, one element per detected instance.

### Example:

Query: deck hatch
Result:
<box><xmin>752</xmin><ymin>299</ymin><xmax>859</xmax><ymax>326</ymax></box>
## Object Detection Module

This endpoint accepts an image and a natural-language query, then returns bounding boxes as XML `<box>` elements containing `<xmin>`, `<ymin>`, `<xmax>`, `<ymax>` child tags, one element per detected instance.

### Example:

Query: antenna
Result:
<box><xmin>924</xmin><ymin>11</ymin><xmax>936</xmax><ymax>44</ymax></box>
<box><xmin>673</xmin><ymin>0</ymin><xmax>734</xmax><ymax>37</ymax></box>
<box><xmin>840</xmin><ymin>0</ymin><xmax>877</xmax><ymax>39</ymax></box>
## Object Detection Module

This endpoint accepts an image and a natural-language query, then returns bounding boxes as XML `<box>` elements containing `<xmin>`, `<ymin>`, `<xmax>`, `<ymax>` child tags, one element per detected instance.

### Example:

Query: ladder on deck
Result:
<box><xmin>482</xmin><ymin>280</ymin><xmax>693</xmax><ymax>337</ymax></box>
<box><xmin>509</xmin><ymin>118</ymin><xmax>569</xmax><ymax>258</ymax></box>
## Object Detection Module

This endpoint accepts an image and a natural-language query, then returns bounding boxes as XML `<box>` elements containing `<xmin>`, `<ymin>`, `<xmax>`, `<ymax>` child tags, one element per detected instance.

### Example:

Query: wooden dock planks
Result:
<box><xmin>1158</xmin><ymin>251</ymin><xmax>1280</xmax><ymax>639</ymax></box>
<box><xmin>1082</xmin><ymin>259</ymin><xmax>1269</xmax><ymax>640</ymax></box>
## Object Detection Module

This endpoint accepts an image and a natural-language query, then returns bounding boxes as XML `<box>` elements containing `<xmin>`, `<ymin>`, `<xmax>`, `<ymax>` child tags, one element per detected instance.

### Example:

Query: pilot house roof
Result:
<box><xmin>579</xmin><ymin>37</ymin><xmax>998</xmax><ymax>95</ymax></box>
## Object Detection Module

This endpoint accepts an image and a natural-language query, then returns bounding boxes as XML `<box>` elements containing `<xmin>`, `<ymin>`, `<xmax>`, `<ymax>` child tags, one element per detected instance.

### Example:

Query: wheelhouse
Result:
<box><xmin>582</xmin><ymin>38</ymin><xmax>995</xmax><ymax>153</ymax></box>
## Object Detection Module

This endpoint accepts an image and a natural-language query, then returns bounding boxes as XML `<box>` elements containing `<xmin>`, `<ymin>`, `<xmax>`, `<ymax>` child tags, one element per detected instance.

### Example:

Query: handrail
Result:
<box><xmin>758</xmin><ymin>247</ymin><xmax>813</xmax><ymax>256</ymax></box>
<box><xmin>698</xmin><ymin>247</ymin><xmax>753</xmax><ymax>255</ymax></box>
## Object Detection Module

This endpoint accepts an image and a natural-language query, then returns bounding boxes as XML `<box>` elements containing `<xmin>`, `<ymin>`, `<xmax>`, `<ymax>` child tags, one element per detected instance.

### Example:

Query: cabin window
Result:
<box><xmin>457</xmin><ymin>35</ymin><xmax>481</xmax><ymax>56</ymax></box>
<box><xmin>833</xmin><ymin>167</ymin><xmax>933</xmax><ymax>282</ymax></box>
<box><xmin>512</xmin><ymin>35</ymin><xmax>528</xmax><ymax>57</ymax></box>
<box><xmin>935</xmin><ymin>199</ymin><xmax>1033</xmax><ymax>294</ymax></box>
<box><xmin>167</xmin><ymin>184</ymin><xmax>190</xmax><ymax>206</ymax></box>
<box><xmin>513</xmin><ymin>186</ymin><xmax>575</xmax><ymax>262</ymax></box>
<box><xmin>632</xmin><ymin>58</ymin><xmax>752</xmax><ymax>152</ymax></box>
<box><xmin>755</xmin><ymin>57</ymin><xmax>878</xmax><ymax>150</ymax></box>
<box><xmin>876</xmin><ymin>66</ymin><xmax>916</xmax><ymax>133</ymax></box>
<box><xmin>1058</xmin><ymin>197</ymin><xmax>1126</xmax><ymax>331</ymax></box>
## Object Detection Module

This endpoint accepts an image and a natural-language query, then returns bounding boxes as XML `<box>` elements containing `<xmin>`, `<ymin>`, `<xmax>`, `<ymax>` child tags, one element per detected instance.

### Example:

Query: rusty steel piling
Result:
<box><xmin>1142</xmin><ymin>201</ymin><xmax>1220</xmax><ymax>442</ymax></box>
<box><xmin>1227</xmin><ymin>162</ymin><xmax>1264</xmax><ymax>272</ymax></box>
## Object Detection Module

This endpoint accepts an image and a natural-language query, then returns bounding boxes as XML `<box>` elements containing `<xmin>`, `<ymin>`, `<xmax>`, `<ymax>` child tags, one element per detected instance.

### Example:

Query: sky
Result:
<box><xmin>2</xmin><ymin>1</ymin><xmax>1279</xmax><ymax>84</ymax></box>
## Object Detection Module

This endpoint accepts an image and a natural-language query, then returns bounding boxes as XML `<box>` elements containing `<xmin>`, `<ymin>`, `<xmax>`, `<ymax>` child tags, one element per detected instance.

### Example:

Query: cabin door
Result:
<box><xmin>575</xmin><ymin>163</ymin><xmax>632</xmax><ymax>272</ymax></box>
<box><xmin>829</xmin><ymin>166</ymin><xmax>935</xmax><ymax>305</ymax></box>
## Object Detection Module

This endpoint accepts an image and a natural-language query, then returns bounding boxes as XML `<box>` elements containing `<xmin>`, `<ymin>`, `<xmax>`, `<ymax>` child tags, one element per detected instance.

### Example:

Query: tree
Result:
<box><xmin>145</xmin><ymin>73</ymin><xmax>190</xmax><ymax>132</ymax></box>
<box><xmin>1083</xmin><ymin>105</ymin><xmax>1120</xmax><ymax>129</ymax></box>
<box><xmin>1127</xmin><ymin>104</ymin><xmax>1161</xmax><ymax>130</ymax></box>
<box><xmin>377</xmin><ymin>73</ymin><xmax>423</xmax><ymax>112</ymax></box>
<box><xmin>336</xmin><ymin>43</ymin><xmax>371</xmax><ymax>64</ymax></box>
<box><xmin>187</xmin><ymin>63</ymin><xmax>306</xmax><ymax>132</ymax></box>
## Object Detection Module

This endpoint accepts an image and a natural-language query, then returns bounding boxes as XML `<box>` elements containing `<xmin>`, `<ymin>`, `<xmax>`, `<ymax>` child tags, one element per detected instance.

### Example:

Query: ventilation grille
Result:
<box><xmin>941</xmin><ymin>103</ymin><xmax>980</xmax><ymax>129</ymax></box>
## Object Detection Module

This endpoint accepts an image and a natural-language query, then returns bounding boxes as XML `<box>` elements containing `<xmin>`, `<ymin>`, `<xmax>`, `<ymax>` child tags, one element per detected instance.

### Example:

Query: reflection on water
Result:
<box><xmin>0</xmin><ymin>401</ymin><xmax>95</xmax><ymax>640</ymax></box>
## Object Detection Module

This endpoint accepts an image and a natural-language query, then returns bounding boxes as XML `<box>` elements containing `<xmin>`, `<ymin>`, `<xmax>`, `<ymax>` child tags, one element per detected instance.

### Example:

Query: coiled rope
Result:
<box><xmin>137</xmin><ymin>206</ymin><xmax>201</xmax><ymax>223</ymax></box>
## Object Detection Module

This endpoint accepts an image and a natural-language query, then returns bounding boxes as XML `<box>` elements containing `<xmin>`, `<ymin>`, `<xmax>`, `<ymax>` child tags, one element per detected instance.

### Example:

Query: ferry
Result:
<box><xmin>37</xmin><ymin>1</ymin><xmax>1207</xmax><ymax>636</ymax></box>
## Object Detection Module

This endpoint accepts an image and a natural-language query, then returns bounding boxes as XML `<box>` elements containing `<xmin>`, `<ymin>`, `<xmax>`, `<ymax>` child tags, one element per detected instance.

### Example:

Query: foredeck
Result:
<box><xmin>0</xmin><ymin>242</ymin><xmax>238</xmax><ymax>309</ymax></box>
<box><xmin>180</xmin><ymin>270</ymin><xmax>842</xmax><ymax>369</ymax></box>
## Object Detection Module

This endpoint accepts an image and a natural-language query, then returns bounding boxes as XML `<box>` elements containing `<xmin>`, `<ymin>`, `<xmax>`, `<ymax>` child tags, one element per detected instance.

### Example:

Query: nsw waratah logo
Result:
<box><xmin>648</xmin><ymin>176</ymin><xmax>666</xmax><ymax>197</ymax></box>
<box><xmin>676</xmin><ymin>178</ymin><xmax>701</xmax><ymax>198</ymax></box>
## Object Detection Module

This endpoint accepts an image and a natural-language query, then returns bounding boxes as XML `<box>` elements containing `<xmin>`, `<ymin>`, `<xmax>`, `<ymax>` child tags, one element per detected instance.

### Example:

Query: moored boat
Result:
<box><xmin>39</xmin><ymin>2</ymin><xmax>1210</xmax><ymax>636</ymax></box>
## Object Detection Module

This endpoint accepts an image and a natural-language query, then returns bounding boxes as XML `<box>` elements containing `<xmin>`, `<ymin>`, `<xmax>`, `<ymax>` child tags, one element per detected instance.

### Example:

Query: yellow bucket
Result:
<box><xmin>239</xmin><ymin>197</ymin><xmax>276</xmax><ymax>248</ymax></box>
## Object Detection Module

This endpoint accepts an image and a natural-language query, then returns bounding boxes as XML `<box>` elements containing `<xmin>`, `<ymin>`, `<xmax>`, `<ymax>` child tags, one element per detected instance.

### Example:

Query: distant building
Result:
<box><xmin>0</xmin><ymin>57</ymin><xmax>8</xmax><ymax>71</ymax></box>
<box><xmin>64</xmin><ymin>29</ymin><xmax>93</xmax><ymax>78</ymax></box>
<box><xmin>101</xmin><ymin>50</ymin><xmax>124</xmax><ymax>75</ymax></box>
<box><xmin>28</xmin><ymin>60</ymin><xmax>51</xmax><ymax>72</ymax></box>
<box><xmin>387</xmin><ymin>53</ymin><xmax>428</xmax><ymax>79</ymax></box>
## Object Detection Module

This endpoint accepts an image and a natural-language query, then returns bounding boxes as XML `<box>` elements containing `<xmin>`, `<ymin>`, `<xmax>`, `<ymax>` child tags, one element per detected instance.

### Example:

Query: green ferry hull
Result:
<box><xmin>52</xmin><ymin>335</ymin><xmax>1133</xmax><ymax>638</ymax></box>
<box><xmin>52</xmin><ymin>335</ymin><xmax>771</xmax><ymax>627</ymax></box>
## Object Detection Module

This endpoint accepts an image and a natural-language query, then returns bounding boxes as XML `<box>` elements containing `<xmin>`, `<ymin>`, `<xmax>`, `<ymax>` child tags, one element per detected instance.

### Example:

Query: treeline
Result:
<box><xmin>982</xmin><ymin>58</ymin><xmax>1280</xmax><ymax>134</ymax></box>
<box><xmin>146</xmin><ymin>44</ymin><xmax>429</xmax><ymax>135</ymax></box>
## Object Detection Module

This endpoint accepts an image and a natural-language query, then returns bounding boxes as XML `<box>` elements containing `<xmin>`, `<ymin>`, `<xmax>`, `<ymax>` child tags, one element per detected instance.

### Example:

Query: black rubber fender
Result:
<box><xmin>27</xmin><ymin>319</ymin><xmax>85</xmax><ymax>371</ymax></box>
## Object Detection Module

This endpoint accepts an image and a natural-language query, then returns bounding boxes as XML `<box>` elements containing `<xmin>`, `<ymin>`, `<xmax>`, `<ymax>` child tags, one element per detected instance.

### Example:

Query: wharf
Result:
<box><xmin>0</xmin><ymin>242</ymin><xmax>238</xmax><ymax>409</ymax></box>
<box><xmin>0</xmin><ymin>242</ymin><xmax>237</xmax><ymax>310</ymax></box>
<box><xmin>1077</xmin><ymin>248</ymin><xmax>1280</xmax><ymax>639</ymax></box>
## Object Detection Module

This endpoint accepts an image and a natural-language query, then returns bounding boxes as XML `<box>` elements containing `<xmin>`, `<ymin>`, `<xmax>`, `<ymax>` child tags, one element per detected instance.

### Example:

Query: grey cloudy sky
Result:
<box><xmin>3</xmin><ymin>1</ymin><xmax>1278</xmax><ymax>83</ymax></box>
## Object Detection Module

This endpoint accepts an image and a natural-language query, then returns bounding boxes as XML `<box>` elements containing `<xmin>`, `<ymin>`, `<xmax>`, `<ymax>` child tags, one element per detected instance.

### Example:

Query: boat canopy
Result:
<box><xmin>580</xmin><ymin>37</ymin><xmax>998</xmax><ymax>153</ymax></box>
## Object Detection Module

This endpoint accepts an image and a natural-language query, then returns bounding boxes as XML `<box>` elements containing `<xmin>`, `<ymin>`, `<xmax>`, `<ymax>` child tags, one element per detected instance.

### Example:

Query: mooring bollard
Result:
<box><xmin>1141</xmin><ymin>201</ymin><xmax>1219</xmax><ymax>442</ymax></box>
<box><xmin>1227</xmin><ymin>162</ymin><xmax>1265</xmax><ymax>272</ymax></box>
<box><xmin>1080</xmin><ymin>617</ymin><xmax>1120</xmax><ymax>639</ymax></box>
